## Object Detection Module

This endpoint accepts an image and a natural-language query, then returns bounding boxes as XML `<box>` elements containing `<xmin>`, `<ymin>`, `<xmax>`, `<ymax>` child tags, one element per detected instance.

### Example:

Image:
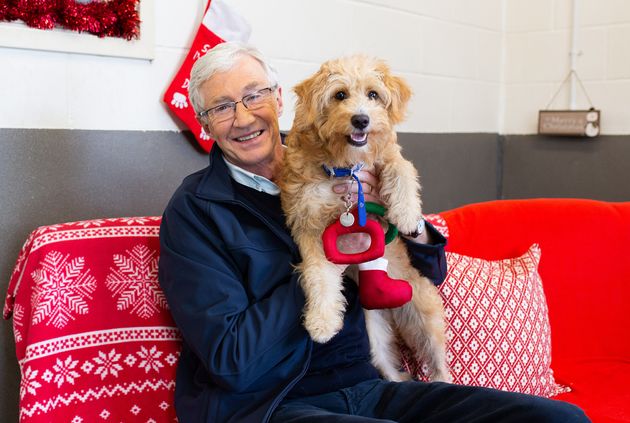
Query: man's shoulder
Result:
<box><xmin>181</xmin><ymin>166</ymin><xmax>210</xmax><ymax>190</ymax></box>
<box><xmin>179</xmin><ymin>164</ymin><xmax>219</xmax><ymax>195</ymax></box>
<box><xmin>164</xmin><ymin>167</ymin><xmax>210</xmax><ymax>213</ymax></box>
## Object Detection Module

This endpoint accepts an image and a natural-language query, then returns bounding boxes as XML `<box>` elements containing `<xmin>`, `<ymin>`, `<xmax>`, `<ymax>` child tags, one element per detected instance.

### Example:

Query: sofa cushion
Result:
<box><xmin>402</xmin><ymin>236</ymin><xmax>565</xmax><ymax>397</ymax></box>
<box><xmin>3</xmin><ymin>217</ymin><xmax>181</xmax><ymax>423</ymax></box>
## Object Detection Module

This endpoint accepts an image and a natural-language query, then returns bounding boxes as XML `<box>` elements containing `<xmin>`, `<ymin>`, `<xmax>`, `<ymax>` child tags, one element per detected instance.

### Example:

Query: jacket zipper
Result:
<box><xmin>216</xmin><ymin>197</ymin><xmax>312</xmax><ymax>423</ymax></box>
<box><xmin>263</xmin><ymin>343</ymin><xmax>312</xmax><ymax>423</ymax></box>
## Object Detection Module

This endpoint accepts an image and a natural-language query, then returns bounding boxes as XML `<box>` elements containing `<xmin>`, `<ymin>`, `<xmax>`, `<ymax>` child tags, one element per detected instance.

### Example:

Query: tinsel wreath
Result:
<box><xmin>0</xmin><ymin>0</ymin><xmax>141</xmax><ymax>40</ymax></box>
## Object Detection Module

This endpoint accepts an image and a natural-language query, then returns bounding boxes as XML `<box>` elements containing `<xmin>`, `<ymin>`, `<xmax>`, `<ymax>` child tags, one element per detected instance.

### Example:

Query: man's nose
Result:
<box><xmin>233</xmin><ymin>101</ymin><xmax>255</xmax><ymax>126</ymax></box>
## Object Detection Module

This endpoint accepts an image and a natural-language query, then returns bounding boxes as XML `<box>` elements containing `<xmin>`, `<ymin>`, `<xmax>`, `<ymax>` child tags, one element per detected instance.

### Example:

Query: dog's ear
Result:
<box><xmin>292</xmin><ymin>66</ymin><xmax>329</xmax><ymax>132</ymax></box>
<box><xmin>380</xmin><ymin>67</ymin><xmax>412</xmax><ymax>125</ymax></box>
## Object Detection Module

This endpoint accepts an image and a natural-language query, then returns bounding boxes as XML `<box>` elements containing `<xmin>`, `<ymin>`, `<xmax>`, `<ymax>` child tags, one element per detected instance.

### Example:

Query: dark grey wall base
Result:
<box><xmin>502</xmin><ymin>135</ymin><xmax>630</xmax><ymax>201</ymax></box>
<box><xmin>1</xmin><ymin>128</ymin><xmax>629</xmax><ymax>420</ymax></box>
<box><xmin>398</xmin><ymin>133</ymin><xmax>502</xmax><ymax>212</ymax></box>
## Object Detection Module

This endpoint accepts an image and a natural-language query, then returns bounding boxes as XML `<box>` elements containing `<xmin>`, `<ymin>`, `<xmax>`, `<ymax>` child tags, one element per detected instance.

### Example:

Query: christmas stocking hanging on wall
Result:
<box><xmin>163</xmin><ymin>0</ymin><xmax>251</xmax><ymax>152</ymax></box>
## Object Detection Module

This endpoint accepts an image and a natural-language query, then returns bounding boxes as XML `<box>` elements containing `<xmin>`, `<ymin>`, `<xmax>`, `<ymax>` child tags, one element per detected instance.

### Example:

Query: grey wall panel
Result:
<box><xmin>0</xmin><ymin>129</ymin><xmax>208</xmax><ymax>422</ymax></box>
<box><xmin>399</xmin><ymin>133</ymin><xmax>501</xmax><ymax>213</ymax></box>
<box><xmin>502</xmin><ymin>135</ymin><xmax>630</xmax><ymax>201</ymax></box>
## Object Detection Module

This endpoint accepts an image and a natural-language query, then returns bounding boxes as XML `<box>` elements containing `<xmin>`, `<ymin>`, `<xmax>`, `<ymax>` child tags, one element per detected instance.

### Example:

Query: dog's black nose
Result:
<box><xmin>351</xmin><ymin>114</ymin><xmax>370</xmax><ymax>130</ymax></box>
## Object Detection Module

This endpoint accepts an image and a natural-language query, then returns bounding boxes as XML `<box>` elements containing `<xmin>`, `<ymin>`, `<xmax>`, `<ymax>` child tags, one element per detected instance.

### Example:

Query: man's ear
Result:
<box><xmin>276</xmin><ymin>86</ymin><xmax>284</xmax><ymax>117</ymax></box>
<box><xmin>198</xmin><ymin>118</ymin><xmax>214</xmax><ymax>139</ymax></box>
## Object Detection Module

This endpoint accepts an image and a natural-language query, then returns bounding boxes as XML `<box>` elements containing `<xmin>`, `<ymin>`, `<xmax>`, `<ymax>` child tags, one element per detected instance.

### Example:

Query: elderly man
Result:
<box><xmin>158</xmin><ymin>42</ymin><xmax>589</xmax><ymax>423</ymax></box>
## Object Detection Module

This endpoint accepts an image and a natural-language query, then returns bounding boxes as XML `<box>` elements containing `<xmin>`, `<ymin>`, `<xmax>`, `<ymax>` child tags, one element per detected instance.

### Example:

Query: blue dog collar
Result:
<box><xmin>322</xmin><ymin>163</ymin><xmax>367</xmax><ymax>226</ymax></box>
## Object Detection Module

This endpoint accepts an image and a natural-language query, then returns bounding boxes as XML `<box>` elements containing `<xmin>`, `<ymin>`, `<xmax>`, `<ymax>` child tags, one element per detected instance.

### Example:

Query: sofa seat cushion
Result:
<box><xmin>553</xmin><ymin>359</ymin><xmax>630</xmax><ymax>423</ymax></box>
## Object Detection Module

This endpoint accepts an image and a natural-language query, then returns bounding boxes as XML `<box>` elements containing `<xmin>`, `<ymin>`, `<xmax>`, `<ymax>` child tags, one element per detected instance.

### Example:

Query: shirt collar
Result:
<box><xmin>223</xmin><ymin>157</ymin><xmax>280</xmax><ymax>196</ymax></box>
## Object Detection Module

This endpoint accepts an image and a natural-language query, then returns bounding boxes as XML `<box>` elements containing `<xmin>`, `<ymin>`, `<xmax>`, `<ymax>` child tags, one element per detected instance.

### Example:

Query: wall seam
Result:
<box><xmin>497</xmin><ymin>134</ymin><xmax>505</xmax><ymax>200</ymax></box>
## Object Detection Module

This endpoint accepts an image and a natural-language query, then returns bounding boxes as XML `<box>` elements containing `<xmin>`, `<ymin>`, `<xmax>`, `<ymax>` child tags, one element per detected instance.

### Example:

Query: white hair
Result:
<box><xmin>188</xmin><ymin>41</ymin><xmax>279</xmax><ymax>116</ymax></box>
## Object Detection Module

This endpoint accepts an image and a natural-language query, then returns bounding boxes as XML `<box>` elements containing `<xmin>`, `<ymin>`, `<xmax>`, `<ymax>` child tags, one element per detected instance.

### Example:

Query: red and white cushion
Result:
<box><xmin>404</xmin><ymin>244</ymin><xmax>567</xmax><ymax>396</ymax></box>
<box><xmin>424</xmin><ymin>213</ymin><xmax>449</xmax><ymax>238</ymax></box>
<box><xmin>3</xmin><ymin>217</ymin><xmax>181</xmax><ymax>423</ymax></box>
<box><xmin>412</xmin><ymin>216</ymin><xmax>566</xmax><ymax>396</ymax></box>
<box><xmin>444</xmin><ymin>245</ymin><xmax>567</xmax><ymax>396</ymax></box>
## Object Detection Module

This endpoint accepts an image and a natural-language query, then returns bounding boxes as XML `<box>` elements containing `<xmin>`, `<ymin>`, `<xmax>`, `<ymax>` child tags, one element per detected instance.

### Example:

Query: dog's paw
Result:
<box><xmin>385</xmin><ymin>371</ymin><xmax>413</xmax><ymax>382</ymax></box>
<box><xmin>304</xmin><ymin>309</ymin><xmax>344</xmax><ymax>343</ymax></box>
<box><xmin>386</xmin><ymin>209</ymin><xmax>421</xmax><ymax>236</ymax></box>
<box><xmin>430</xmin><ymin>370</ymin><xmax>453</xmax><ymax>384</ymax></box>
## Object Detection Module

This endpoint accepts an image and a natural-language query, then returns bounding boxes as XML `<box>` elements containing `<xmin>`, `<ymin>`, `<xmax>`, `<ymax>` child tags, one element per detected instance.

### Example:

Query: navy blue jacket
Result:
<box><xmin>158</xmin><ymin>144</ymin><xmax>447</xmax><ymax>423</ymax></box>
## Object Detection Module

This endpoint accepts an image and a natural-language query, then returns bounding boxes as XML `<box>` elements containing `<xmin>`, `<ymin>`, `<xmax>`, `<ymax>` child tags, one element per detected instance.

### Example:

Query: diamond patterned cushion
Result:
<box><xmin>442</xmin><ymin>245</ymin><xmax>566</xmax><ymax>396</ymax></box>
<box><xmin>404</xmin><ymin>222</ymin><xmax>566</xmax><ymax>396</ymax></box>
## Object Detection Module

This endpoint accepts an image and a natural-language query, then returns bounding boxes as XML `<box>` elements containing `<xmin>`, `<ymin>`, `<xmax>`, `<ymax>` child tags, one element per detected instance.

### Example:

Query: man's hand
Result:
<box><xmin>331</xmin><ymin>170</ymin><xmax>432</xmax><ymax>246</ymax></box>
<box><xmin>332</xmin><ymin>170</ymin><xmax>383</xmax><ymax>206</ymax></box>
<box><xmin>332</xmin><ymin>170</ymin><xmax>383</xmax><ymax>254</ymax></box>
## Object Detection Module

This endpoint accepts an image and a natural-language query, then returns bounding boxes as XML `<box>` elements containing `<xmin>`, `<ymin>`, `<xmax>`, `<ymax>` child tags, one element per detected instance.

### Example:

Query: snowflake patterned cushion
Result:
<box><xmin>3</xmin><ymin>217</ymin><xmax>182</xmax><ymax>423</ymax></box>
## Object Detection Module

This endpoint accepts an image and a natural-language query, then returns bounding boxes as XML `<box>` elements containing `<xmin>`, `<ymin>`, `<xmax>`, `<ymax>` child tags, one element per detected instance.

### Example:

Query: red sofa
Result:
<box><xmin>5</xmin><ymin>199</ymin><xmax>630</xmax><ymax>422</ymax></box>
<box><xmin>440</xmin><ymin>198</ymin><xmax>630</xmax><ymax>423</ymax></box>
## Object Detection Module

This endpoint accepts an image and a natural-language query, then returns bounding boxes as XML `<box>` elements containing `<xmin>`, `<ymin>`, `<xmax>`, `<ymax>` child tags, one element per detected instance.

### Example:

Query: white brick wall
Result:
<box><xmin>503</xmin><ymin>0</ymin><xmax>630</xmax><ymax>134</ymax></box>
<box><xmin>229</xmin><ymin>0</ymin><xmax>503</xmax><ymax>132</ymax></box>
<box><xmin>0</xmin><ymin>0</ymin><xmax>628</xmax><ymax>134</ymax></box>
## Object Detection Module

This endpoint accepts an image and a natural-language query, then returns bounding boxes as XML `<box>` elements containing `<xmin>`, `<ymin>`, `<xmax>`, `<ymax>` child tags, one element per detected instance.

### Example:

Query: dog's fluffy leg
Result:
<box><xmin>393</xmin><ymin>280</ymin><xmax>452</xmax><ymax>383</ymax></box>
<box><xmin>379</xmin><ymin>149</ymin><xmax>423</xmax><ymax>235</ymax></box>
<box><xmin>365</xmin><ymin>309</ymin><xmax>411</xmax><ymax>382</ymax></box>
<box><xmin>296</xmin><ymin>234</ymin><xmax>347</xmax><ymax>343</ymax></box>
<box><xmin>383</xmin><ymin>241</ymin><xmax>451</xmax><ymax>383</ymax></box>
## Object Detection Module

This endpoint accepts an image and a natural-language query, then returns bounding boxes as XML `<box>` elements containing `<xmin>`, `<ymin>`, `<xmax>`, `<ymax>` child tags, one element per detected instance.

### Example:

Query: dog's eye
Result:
<box><xmin>334</xmin><ymin>91</ymin><xmax>347</xmax><ymax>101</ymax></box>
<box><xmin>368</xmin><ymin>91</ymin><xmax>379</xmax><ymax>100</ymax></box>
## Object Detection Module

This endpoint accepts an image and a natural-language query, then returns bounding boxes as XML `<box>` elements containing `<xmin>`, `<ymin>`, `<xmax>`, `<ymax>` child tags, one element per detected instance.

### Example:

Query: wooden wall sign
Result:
<box><xmin>538</xmin><ymin>109</ymin><xmax>600</xmax><ymax>138</ymax></box>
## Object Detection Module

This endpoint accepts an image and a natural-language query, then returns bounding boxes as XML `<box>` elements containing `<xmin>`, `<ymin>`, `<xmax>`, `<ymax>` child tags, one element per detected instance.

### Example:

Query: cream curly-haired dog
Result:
<box><xmin>279</xmin><ymin>55</ymin><xmax>450</xmax><ymax>382</ymax></box>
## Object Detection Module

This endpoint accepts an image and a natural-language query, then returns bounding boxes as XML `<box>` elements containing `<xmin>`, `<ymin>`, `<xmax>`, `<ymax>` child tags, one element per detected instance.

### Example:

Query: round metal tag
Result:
<box><xmin>340</xmin><ymin>212</ymin><xmax>355</xmax><ymax>227</ymax></box>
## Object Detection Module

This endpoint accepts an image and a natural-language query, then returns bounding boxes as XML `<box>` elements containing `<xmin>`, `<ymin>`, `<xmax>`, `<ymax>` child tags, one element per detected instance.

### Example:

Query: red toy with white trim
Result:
<box><xmin>322</xmin><ymin>203</ymin><xmax>412</xmax><ymax>310</ymax></box>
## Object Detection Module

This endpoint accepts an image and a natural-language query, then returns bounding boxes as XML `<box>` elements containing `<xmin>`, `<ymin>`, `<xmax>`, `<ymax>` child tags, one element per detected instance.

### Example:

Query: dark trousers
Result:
<box><xmin>270</xmin><ymin>379</ymin><xmax>590</xmax><ymax>423</ymax></box>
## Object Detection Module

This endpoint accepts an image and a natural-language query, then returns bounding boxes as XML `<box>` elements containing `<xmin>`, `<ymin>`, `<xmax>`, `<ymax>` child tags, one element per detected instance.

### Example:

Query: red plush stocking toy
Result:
<box><xmin>357</xmin><ymin>257</ymin><xmax>412</xmax><ymax>309</ymax></box>
<box><xmin>322</xmin><ymin>203</ymin><xmax>412</xmax><ymax>310</ymax></box>
<box><xmin>163</xmin><ymin>0</ymin><xmax>251</xmax><ymax>152</ymax></box>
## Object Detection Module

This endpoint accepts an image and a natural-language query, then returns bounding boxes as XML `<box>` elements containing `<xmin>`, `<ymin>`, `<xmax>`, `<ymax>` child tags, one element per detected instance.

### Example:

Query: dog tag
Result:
<box><xmin>340</xmin><ymin>212</ymin><xmax>355</xmax><ymax>227</ymax></box>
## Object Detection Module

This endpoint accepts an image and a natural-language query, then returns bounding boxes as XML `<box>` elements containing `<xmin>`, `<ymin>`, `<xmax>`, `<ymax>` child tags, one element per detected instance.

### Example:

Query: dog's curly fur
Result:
<box><xmin>279</xmin><ymin>55</ymin><xmax>450</xmax><ymax>382</ymax></box>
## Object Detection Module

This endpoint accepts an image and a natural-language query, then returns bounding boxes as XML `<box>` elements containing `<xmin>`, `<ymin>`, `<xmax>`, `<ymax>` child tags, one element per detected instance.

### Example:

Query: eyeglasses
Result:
<box><xmin>197</xmin><ymin>85</ymin><xmax>278</xmax><ymax>123</ymax></box>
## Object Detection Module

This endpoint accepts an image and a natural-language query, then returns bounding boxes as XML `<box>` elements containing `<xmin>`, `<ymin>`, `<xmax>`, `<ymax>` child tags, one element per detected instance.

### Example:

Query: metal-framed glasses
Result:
<box><xmin>197</xmin><ymin>85</ymin><xmax>278</xmax><ymax>123</ymax></box>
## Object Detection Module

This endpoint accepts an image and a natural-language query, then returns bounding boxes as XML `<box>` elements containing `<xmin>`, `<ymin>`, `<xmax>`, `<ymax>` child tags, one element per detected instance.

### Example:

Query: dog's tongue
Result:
<box><xmin>351</xmin><ymin>132</ymin><xmax>367</xmax><ymax>142</ymax></box>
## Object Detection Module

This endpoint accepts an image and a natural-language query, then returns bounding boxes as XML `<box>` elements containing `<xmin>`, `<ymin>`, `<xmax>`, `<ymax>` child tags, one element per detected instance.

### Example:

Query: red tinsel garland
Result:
<box><xmin>0</xmin><ymin>0</ymin><xmax>141</xmax><ymax>40</ymax></box>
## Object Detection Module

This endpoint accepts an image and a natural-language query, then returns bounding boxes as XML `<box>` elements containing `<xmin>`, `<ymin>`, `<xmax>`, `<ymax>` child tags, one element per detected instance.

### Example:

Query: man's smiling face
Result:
<box><xmin>199</xmin><ymin>55</ymin><xmax>284</xmax><ymax>179</ymax></box>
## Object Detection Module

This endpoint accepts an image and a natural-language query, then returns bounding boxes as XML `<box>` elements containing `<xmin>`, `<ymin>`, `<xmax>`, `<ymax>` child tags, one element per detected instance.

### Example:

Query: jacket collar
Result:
<box><xmin>195</xmin><ymin>143</ymin><xmax>298</xmax><ymax>253</ymax></box>
<box><xmin>195</xmin><ymin>143</ymin><xmax>237</xmax><ymax>201</ymax></box>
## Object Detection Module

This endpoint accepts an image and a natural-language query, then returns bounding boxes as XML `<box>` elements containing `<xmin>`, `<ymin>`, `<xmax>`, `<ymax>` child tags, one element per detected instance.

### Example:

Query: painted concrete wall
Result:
<box><xmin>0</xmin><ymin>1</ymin><xmax>628</xmax><ymax>134</ymax></box>
<box><xmin>1</xmin><ymin>0</ymin><xmax>502</xmax><ymax>133</ymax></box>
<box><xmin>503</xmin><ymin>0</ymin><xmax>630</xmax><ymax>134</ymax></box>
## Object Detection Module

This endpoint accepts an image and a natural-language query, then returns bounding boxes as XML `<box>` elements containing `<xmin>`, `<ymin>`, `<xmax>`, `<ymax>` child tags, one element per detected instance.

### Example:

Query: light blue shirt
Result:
<box><xmin>223</xmin><ymin>157</ymin><xmax>280</xmax><ymax>196</ymax></box>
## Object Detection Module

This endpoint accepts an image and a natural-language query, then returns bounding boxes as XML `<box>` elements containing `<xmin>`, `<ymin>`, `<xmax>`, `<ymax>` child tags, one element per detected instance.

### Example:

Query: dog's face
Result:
<box><xmin>292</xmin><ymin>55</ymin><xmax>411</xmax><ymax>165</ymax></box>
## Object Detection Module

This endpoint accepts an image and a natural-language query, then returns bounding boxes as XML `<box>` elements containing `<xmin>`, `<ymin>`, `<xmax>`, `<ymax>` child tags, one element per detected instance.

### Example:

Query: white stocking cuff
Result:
<box><xmin>358</xmin><ymin>257</ymin><xmax>389</xmax><ymax>271</ymax></box>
